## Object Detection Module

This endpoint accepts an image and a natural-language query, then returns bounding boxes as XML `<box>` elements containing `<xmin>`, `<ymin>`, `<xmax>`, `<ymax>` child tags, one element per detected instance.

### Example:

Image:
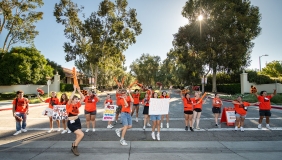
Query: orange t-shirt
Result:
<box><xmin>160</xmin><ymin>95</ymin><xmax>170</xmax><ymax>99</ymax></box>
<box><xmin>105</xmin><ymin>99</ymin><xmax>113</xmax><ymax>105</ymax></box>
<box><xmin>146</xmin><ymin>90</ymin><xmax>153</xmax><ymax>98</ymax></box>
<box><xmin>182</xmin><ymin>97</ymin><xmax>193</xmax><ymax>111</ymax></box>
<box><xmin>257</xmin><ymin>95</ymin><xmax>272</xmax><ymax>110</ymax></box>
<box><xmin>191</xmin><ymin>98</ymin><xmax>203</xmax><ymax>109</ymax></box>
<box><xmin>12</xmin><ymin>98</ymin><xmax>29</xmax><ymax>113</ymax></box>
<box><xmin>121</xmin><ymin>96</ymin><xmax>131</xmax><ymax>113</ymax></box>
<box><xmin>84</xmin><ymin>96</ymin><xmax>99</xmax><ymax>112</ymax></box>
<box><xmin>45</xmin><ymin>97</ymin><xmax>59</xmax><ymax>109</ymax></box>
<box><xmin>132</xmin><ymin>93</ymin><xmax>140</xmax><ymax>104</ymax></box>
<box><xmin>66</xmin><ymin>102</ymin><xmax>81</xmax><ymax>116</ymax></box>
<box><xmin>59</xmin><ymin>100</ymin><xmax>68</xmax><ymax>105</ymax></box>
<box><xmin>116</xmin><ymin>93</ymin><xmax>122</xmax><ymax>106</ymax></box>
<box><xmin>213</xmin><ymin>98</ymin><xmax>222</xmax><ymax>108</ymax></box>
<box><xmin>234</xmin><ymin>101</ymin><xmax>250</xmax><ymax>116</ymax></box>
<box><xmin>142</xmin><ymin>97</ymin><xmax>150</xmax><ymax>107</ymax></box>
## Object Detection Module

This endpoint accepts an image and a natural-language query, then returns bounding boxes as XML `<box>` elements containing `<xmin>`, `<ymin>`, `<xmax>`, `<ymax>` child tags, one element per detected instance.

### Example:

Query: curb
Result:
<box><xmin>0</xmin><ymin>103</ymin><xmax>47</xmax><ymax>111</ymax></box>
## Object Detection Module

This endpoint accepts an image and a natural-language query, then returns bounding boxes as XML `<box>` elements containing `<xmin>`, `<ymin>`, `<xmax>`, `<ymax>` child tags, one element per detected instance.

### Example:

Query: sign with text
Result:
<box><xmin>102</xmin><ymin>105</ymin><xmax>117</xmax><ymax>121</ymax></box>
<box><xmin>52</xmin><ymin>105</ymin><xmax>68</xmax><ymax>120</ymax></box>
<box><xmin>226</xmin><ymin>110</ymin><xmax>236</xmax><ymax>124</ymax></box>
<box><xmin>149</xmin><ymin>98</ymin><xmax>170</xmax><ymax>115</ymax></box>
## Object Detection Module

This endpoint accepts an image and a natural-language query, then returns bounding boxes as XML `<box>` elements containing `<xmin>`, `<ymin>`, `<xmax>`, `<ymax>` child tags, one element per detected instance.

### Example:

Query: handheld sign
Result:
<box><xmin>149</xmin><ymin>98</ymin><xmax>170</xmax><ymax>115</ymax></box>
<box><xmin>102</xmin><ymin>105</ymin><xmax>117</xmax><ymax>121</ymax></box>
<box><xmin>52</xmin><ymin>105</ymin><xmax>68</xmax><ymax>120</ymax></box>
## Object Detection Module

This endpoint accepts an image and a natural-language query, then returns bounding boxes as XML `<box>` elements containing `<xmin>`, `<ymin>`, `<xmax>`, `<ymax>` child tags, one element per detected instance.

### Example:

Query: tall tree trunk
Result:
<box><xmin>212</xmin><ymin>66</ymin><xmax>217</xmax><ymax>92</ymax></box>
<box><xmin>94</xmin><ymin>65</ymin><xmax>98</xmax><ymax>93</ymax></box>
<box><xmin>2</xmin><ymin>30</ymin><xmax>11</xmax><ymax>51</ymax></box>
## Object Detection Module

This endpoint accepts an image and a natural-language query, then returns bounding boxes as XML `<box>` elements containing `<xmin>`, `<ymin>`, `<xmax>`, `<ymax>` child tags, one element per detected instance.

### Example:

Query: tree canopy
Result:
<box><xmin>261</xmin><ymin>61</ymin><xmax>282</xmax><ymax>78</ymax></box>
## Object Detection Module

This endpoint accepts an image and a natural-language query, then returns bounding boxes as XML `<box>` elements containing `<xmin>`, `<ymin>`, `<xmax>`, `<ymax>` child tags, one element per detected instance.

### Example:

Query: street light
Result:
<box><xmin>259</xmin><ymin>54</ymin><xmax>268</xmax><ymax>71</ymax></box>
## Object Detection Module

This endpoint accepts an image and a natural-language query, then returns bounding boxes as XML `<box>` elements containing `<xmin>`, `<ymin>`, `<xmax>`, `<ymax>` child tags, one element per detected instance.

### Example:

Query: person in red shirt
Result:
<box><xmin>254</xmin><ymin>89</ymin><xmax>276</xmax><ymax>129</ymax></box>
<box><xmin>104</xmin><ymin>94</ymin><xmax>114</xmax><ymax>129</ymax></box>
<box><xmin>115</xmin><ymin>88</ymin><xmax>134</xmax><ymax>146</ymax></box>
<box><xmin>191</xmin><ymin>91</ymin><xmax>206</xmax><ymax>130</ymax></box>
<box><xmin>66</xmin><ymin>85</ymin><xmax>85</xmax><ymax>156</ymax></box>
<box><xmin>115</xmin><ymin>88</ymin><xmax>122</xmax><ymax>124</ymax></box>
<box><xmin>84</xmin><ymin>90</ymin><xmax>99</xmax><ymax>132</ymax></box>
<box><xmin>232</xmin><ymin>96</ymin><xmax>258</xmax><ymax>132</ymax></box>
<box><xmin>212</xmin><ymin>93</ymin><xmax>223</xmax><ymax>127</ymax></box>
<box><xmin>38</xmin><ymin>91</ymin><xmax>60</xmax><ymax>133</ymax></box>
<box><xmin>59</xmin><ymin>93</ymin><xmax>70</xmax><ymax>134</ymax></box>
<box><xmin>131</xmin><ymin>89</ymin><xmax>140</xmax><ymax>122</ymax></box>
<box><xmin>160</xmin><ymin>86</ymin><xmax>170</xmax><ymax>128</ymax></box>
<box><xmin>142</xmin><ymin>92</ymin><xmax>151</xmax><ymax>130</ymax></box>
<box><xmin>180</xmin><ymin>92</ymin><xmax>194</xmax><ymax>132</ymax></box>
<box><xmin>12</xmin><ymin>90</ymin><xmax>29</xmax><ymax>136</ymax></box>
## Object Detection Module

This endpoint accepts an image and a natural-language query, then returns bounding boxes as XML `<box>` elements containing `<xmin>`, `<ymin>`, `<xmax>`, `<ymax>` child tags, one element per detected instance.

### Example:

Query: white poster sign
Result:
<box><xmin>42</xmin><ymin>108</ymin><xmax>53</xmax><ymax>117</ymax></box>
<box><xmin>52</xmin><ymin>105</ymin><xmax>68</xmax><ymax>120</ymax></box>
<box><xmin>102</xmin><ymin>105</ymin><xmax>117</xmax><ymax>121</ymax></box>
<box><xmin>226</xmin><ymin>111</ymin><xmax>236</xmax><ymax>123</ymax></box>
<box><xmin>149</xmin><ymin>98</ymin><xmax>170</xmax><ymax>115</ymax></box>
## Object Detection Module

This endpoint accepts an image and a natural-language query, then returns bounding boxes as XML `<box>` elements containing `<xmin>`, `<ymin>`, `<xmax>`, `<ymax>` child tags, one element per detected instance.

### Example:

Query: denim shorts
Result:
<box><xmin>121</xmin><ymin>112</ymin><xmax>132</xmax><ymax>126</ymax></box>
<box><xmin>150</xmin><ymin>115</ymin><xmax>161</xmax><ymax>121</ymax></box>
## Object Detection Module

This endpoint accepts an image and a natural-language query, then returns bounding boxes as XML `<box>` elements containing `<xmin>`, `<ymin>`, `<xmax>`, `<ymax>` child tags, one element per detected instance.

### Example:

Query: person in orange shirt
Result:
<box><xmin>59</xmin><ymin>93</ymin><xmax>70</xmax><ymax>134</ymax></box>
<box><xmin>254</xmin><ymin>89</ymin><xmax>276</xmax><ymax>129</ymax></box>
<box><xmin>12</xmin><ymin>90</ymin><xmax>29</xmax><ymax>136</ymax></box>
<box><xmin>84</xmin><ymin>90</ymin><xmax>99</xmax><ymax>132</ymax></box>
<box><xmin>38</xmin><ymin>91</ymin><xmax>60</xmax><ymax>133</ymax></box>
<box><xmin>212</xmin><ymin>93</ymin><xmax>223</xmax><ymax>127</ymax></box>
<box><xmin>232</xmin><ymin>96</ymin><xmax>258</xmax><ymax>132</ymax></box>
<box><xmin>115</xmin><ymin>88</ymin><xmax>122</xmax><ymax>124</ymax></box>
<box><xmin>142</xmin><ymin>92</ymin><xmax>151</xmax><ymax>130</ymax></box>
<box><xmin>131</xmin><ymin>89</ymin><xmax>140</xmax><ymax>122</ymax></box>
<box><xmin>191</xmin><ymin>91</ymin><xmax>206</xmax><ymax>130</ymax></box>
<box><xmin>115</xmin><ymin>88</ymin><xmax>134</xmax><ymax>146</ymax></box>
<box><xmin>104</xmin><ymin>93</ymin><xmax>114</xmax><ymax>129</ymax></box>
<box><xmin>66</xmin><ymin>85</ymin><xmax>85</xmax><ymax>156</ymax></box>
<box><xmin>160</xmin><ymin>86</ymin><xmax>170</xmax><ymax>128</ymax></box>
<box><xmin>180</xmin><ymin>92</ymin><xmax>194</xmax><ymax>132</ymax></box>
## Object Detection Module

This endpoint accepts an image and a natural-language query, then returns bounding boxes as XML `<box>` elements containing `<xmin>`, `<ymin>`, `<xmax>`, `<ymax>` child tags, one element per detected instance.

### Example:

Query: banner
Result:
<box><xmin>42</xmin><ymin>108</ymin><xmax>53</xmax><ymax>117</ymax></box>
<box><xmin>149</xmin><ymin>98</ymin><xmax>170</xmax><ymax>115</ymax></box>
<box><xmin>52</xmin><ymin>105</ymin><xmax>68</xmax><ymax>120</ymax></box>
<box><xmin>102</xmin><ymin>105</ymin><xmax>117</xmax><ymax>121</ymax></box>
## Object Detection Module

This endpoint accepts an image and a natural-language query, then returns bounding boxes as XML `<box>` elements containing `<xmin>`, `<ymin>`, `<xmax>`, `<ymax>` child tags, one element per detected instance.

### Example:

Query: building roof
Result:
<box><xmin>62</xmin><ymin>67</ymin><xmax>83</xmax><ymax>78</ymax></box>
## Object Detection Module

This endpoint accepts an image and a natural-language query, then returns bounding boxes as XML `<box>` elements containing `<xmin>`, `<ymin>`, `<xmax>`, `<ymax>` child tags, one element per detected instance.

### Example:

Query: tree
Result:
<box><xmin>0</xmin><ymin>0</ymin><xmax>44</xmax><ymax>51</ymax></box>
<box><xmin>174</xmin><ymin>0</ymin><xmax>261</xmax><ymax>92</ymax></box>
<box><xmin>261</xmin><ymin>61</ymin><xmax>282</xmax><ymax>78</ymax></box>
<box><xmin>46</xmin><ymin>59</ymin><xmax>65</xmax><ymax>80</ymax></box>
<box><xmin>0</xmin><ymin>47</ymin><xmax>53</xmax><ymax>85</ymax></box>
<box><xmin>54</xmin><ymin>0</ymin><xmax>142</xmax><ymax>89</ymax></box>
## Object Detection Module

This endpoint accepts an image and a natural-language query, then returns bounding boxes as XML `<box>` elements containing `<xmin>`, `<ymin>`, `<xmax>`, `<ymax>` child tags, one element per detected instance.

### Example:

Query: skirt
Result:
<box><xmin>67</xmin><ymin>117</ymin><xmax>81</xmax><ymax>132</ymax></box>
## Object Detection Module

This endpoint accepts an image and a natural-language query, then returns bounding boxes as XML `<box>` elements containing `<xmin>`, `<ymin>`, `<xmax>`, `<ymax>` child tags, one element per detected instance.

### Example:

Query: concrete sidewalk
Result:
<box><xmin>0</xmin><ymin>140</ymin><xmax>282</xmax><ymax>160</ymax></box>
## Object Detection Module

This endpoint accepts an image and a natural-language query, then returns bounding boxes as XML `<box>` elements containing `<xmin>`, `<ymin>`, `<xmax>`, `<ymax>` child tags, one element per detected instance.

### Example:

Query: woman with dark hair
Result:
<box><xmin>150</xmin><ymin>92</ymin><xmax>161</xmax><ymax>140</ymax></box>
<box><xmin>142</xmin><ymin>92</ymin><xmax>151</xmax><ymax>130</ymax></box>
<box><xmin>84</xmin><ymin>90</ymin><xmax>99</xmax><ymax>132</ymax></box>
<box><xmin>212</xmin><ymin>93</ymin><xmax>222</xmax><ymax>127</ymax></box>
<box><xmin>66</xmin><ymin>85</ymin><xmax>85</xmax><ymax>156</ymax></box>
<box><xmin>131</xmin><ymin>89</ymin><xmax>140</xmax><ymax>122</ymax></box>
<box><xmin>180</xmin><ymin>91</ymin><xmax>194</xmax><ymax>131</ymax></box>
<box><xmin>59</xmin><ymin>93</ymin><xmax>70</xmax><ymax>134</ymax></box>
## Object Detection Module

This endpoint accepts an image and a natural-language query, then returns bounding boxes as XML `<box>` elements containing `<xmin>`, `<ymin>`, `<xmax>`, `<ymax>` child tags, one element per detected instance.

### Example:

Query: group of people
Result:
<box><xmin>12</xmin><ymin>85</ymin><xmax>277</xmax><ymax>156</ymax></box>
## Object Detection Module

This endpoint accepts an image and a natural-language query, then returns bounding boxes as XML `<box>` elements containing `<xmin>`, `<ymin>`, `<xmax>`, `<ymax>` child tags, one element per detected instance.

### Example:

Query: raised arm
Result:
<box><xmin>271</xmin><ymin>89</ymin><xmax>277</xmax><ymax>97</ymax></box>
<box><xmin>68</xmin><ymin>85</ymin><xmax>76</xmax><ymax>105</ymax></box>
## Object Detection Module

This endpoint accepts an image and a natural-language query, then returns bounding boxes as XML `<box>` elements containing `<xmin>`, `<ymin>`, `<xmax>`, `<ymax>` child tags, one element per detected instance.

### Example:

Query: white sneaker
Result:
<box><xmin>235</xmin><ymin>126</ymin><xmax>238</xmax><ymax>131</ymax></box>
<box><xmin>57</xmin><ymin>128</ymin><xmax>61</xmax><ymax>132</ymax></box>
<box><xmin>151</xmin><ymin>132</ymin><xmax>155</xmax><ymax>140</ymax></box>
<box><xmin>120</xmin><ymin>139</ymin><xmax>128</xmax><ymax>146</ymax></box>
<box><xmin>161</xmin><ymin>123</ymin><xmax>163</xmax><ymax>128</ymax></box>
<box><xmin>143</xmin><ymin>126</ymin><xmax>146</xmax><ymax>130</ymax></box>
<box><xmin>196</xmin><ymin>126</ymin><xmax>200</xmax><ymax>130</ymax></box>
<box><xmin>107</xmin><ymin>125</ymin><xmax>114</xmax><ymax>129</ymax></box>
<box><xmin>258</xmin><ymin>124</ymin><xmax>262</xmax><ymax>129</ymax></box>
<box><xmin>240</xmin><ymin>127</ymin><xmax>244</xmax><ymax>132</ymax></box>
<box><xmin>93</xmin><ymin>128</ymin><xmax>95</xmax><ymax>132</ymax></box>
<box><xmin>61</xmin><ymin>130</ymin><xmax>67</xmax><ymax>134</ymax></box>
<box><xmin>167</xmin><ymin>123</ymin><xmax>169</xmax><ymax>128</ymax></box>
<box><xmin>147</xmin><ymin>123</ymin><xmax>151</xmax><ymax>127</ymax></box>
<box><xmin>85</xmin><ymin>129</ymin><xmax>89</xmax><ymax>132</ymax></box>
<box><xmin>115</xmin><ymin>129</ymin><xmax>121</xmax><ymax>137</ymax></box>
<box><xmin>266</xmin><ymin>124</ymin><xmax>271</xmax><ymax>129</ymax></box>
<box><xmin>157</xmin><ymin>133</ymin><xmax>160</xmax><ymax>141</ymax></box>
<box><xmin>21</xmin><ymin>129</ymin><xmax>27</xmax><ymax>133</ymax></box>
<box><xmin>47</xmin><ymin>129</ymin><xmax>53</xmax><ymax>133</ymax></box>
<box><xmin>13</xmin><ymin>130</ymin><xmax>21</xmax><ymax>136</ymax></box>
<box><xmin>136</xmin><ymin>118</ymin><xmax>138</xmax><ymax>122</ymax></box>
<box><xmin>67</xmin><ymin>129</ymin><xmax>71</xmax><ymax>133</ymax></box>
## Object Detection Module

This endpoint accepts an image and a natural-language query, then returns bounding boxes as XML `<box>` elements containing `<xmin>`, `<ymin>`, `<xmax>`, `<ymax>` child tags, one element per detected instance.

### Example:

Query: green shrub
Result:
<box><xmin>205</xmin><ymin>83</ymin><xmax>240</xmax><ymax>94</ymax></box>
<box><xmin>270</xmin><ymin>94</ymin><xmax>282</xmax><ymax>105</ymax></box>
<box><xmin>0</xmin><ymin>93</ymin><xmax>17</xmax><ymax>99</ymax></box>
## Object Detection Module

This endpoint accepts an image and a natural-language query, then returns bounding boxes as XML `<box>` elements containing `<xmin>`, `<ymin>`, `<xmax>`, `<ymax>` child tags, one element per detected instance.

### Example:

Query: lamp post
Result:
<box><xmin>259</xmin><ymin>54</ymin><xmax>268</xmax><ymax>71</ymax></box>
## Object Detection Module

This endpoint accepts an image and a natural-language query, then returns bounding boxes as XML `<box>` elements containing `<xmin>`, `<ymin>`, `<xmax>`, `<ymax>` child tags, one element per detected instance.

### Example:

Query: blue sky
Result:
<box><xmin>1</xmin><ymin>0</ymin><xmax>281</xmax><ymax>72</ymax></box>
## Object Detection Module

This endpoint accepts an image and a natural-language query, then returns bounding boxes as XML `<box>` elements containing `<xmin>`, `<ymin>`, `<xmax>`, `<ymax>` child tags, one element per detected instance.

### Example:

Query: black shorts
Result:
<box><xmin>212</xmin><ymin>107</ymin><xmax>221</xmax><ymax>113</ymax></box>
<box><xmin>143</xmin><ymin>106</ymin><xmax>149</xmax><ymax>115</ymax></box>
<box><xmin>116</xmin><ymin>106</ymin><xmax>122</xmax><ymax>114</ymax></box>
<box><xmin>184</xmin><ymin>111</ymin><xmax>193</xmax><ymax>115</ymax></box>
<box><xmin>133</xmin><ymin>104</ymin><xmax>139</xmax><ymax>107</ymax></box>
<box><xmin>67</xmin><ymin>118</ymin><xmax>81</xmax><ymax>132</ymax></box>
<box><xmin>84</xmin><ymin>110</ymin><xmax>97</xmax><ymax>115</ymax></box>
<box><xmin>259</xmin><ymin>110</ymin><xmax>271</xmax><ymax>117</ymax></box>
<box><xmin>194</xmin><ymin>108</ymin><xmax>202</xmax><ymax>112</ymax></box>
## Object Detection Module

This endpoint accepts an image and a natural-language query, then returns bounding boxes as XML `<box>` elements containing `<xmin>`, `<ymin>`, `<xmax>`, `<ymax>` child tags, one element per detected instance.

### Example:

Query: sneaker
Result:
<box><xmin>156</xmin><ymin>133</ymin><xmax>160</xmax><ymax>141</ymax></box>
<box><xmin>120</xmin><ymin>121</ymin><xmax>122</xmax><ymax>124</ymax></box>
<box><xmin>47</xmin><ymin>129</ymin><xmax>53</xmax><ymax>133</ymax></box>
<box><xmin>115</xmin><ymin>129</ymin><xmax>121</xmax><ymax>137</ymax></box>
<box><xmin>215</xmin><ymin>124</ymin><xmax>218</xmax><ymax>127</ymax></box>
<box><xmin>151</xmin><ymin>132</ymin><xmax>156</xmax><ymax>140</ymax></box>
<box><xmin>61</xmin><ymin>130</ymin><xmax>67</xmax><ymax>134</ymax></box>
<box><xmin>143</xmin><ymin>126</ymin><xmax>146</xmax><ymax>130</ymax></box>
<box><xmin>161</xmin><ymin>123</ymin><xmax>163</xmax><ymax>128</ymax></box>
<box><xmin>235</xmin><ymin>126</ymin><xmax>238</xmax><ymax>131</ymax></box>
<box><xmin>185</xmin><ymin>126</ymin><xmax>188</xmax><ymax>131</ymax></box>
<box><xmin>167</xmin><ymin>123</ymin><xmax>169</xmax><ymax>128</ymax></box>
<box><xmin>67</xmin><ymin>129</ymin><xmax>71</xmax><ymax>133</ymax></box>
<box><xmin>190</xmin><ymin>127</ymin><xmax>194</xmax><ymax>132</ymax></box>
<box><xmin>120</xmin><ymin>139</ymin><xmax>128</xmax><ymax>146</ymax></box>
<box><xmin>136</xmin><ymin>118</ymin><xmax>138</xmax><ymax>122</ymax></box>
<box><xmin>57</xmin><ymin>128</ymin><xmax>61</xmax><ymax>132</ymax></box>
<box><xmin>13</xmin><ymin>130</ymin><xmax>21</xmax><ymax>136</ymax></box>
<box><xmin>240</xmin><ymin>127</ymin><xmax>244</xmax><ymax>132</ymax></box>
<box><xmin>107</xmin><ymin>125</ymin><xmax>114</xmax><ymax>129</ymax></box>
<box><xmin>196</xmin><ymin>126</ymin><xmax>200</xmax><ymax>130</ymax></box>
<box><xmin>93</xmin><ymin>128</ymin><xmax>95</xmax><ymax>132</ymax></box>
<box><xmin>266</xmin><ymin>124</ymin><xmax>271</xmax><ymax>129</ymax></box>
<box><xmin>114</xmin><ymin>121</ymin><xmax>117</xmax><ymax>125</ymax></box>
<box><xmin>258</xmin><ymin>124</ymin><xmax>262</xmax><ymax>129</ymax></box>
<box><xmin>21</xmin><ymin>129</ymin><xmax>27</xmax><ymax>133</ymax></box>
<box><xmin>147</xmin><ymin>123</ymin><xmax>151</xmax><ymax>127</ymax></box>
<box><xmin>85</xmin><ymin>129</ymin><xmax>89</xmax><ymax>132</ymax></box>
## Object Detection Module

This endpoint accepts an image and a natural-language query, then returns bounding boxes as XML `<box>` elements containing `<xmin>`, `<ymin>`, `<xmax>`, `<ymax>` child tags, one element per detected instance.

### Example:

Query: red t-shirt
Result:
<box><xmin>213</xmin><ymin>98</ymin><xmax>222</xmax><ymax>108</ymax></box>
<box><xmin>132</xmin><ymin>93</ymin><xmax>140</xmax><ymax>104</ymax></box>
<box><xmin>116</xmin><ymin>93</ymin><xmax>122</xmax><ymax>106</ymax></box>
<box><xmin>257</xmin><ymin>95</ymin><xmax>272</xmax><ymax>110</ymax></box>
<box><xmin>84</xmin><ymin>96</ymin><xmax>99</xmax><ymax>112</ymax></box>
<box><xmin>12</xmin><ymin>98</ymin><xmax>29</xmax><ymax>113</ymax></box>
<box><xmin>182</xmin><ymin>97</ymin><xmax>193</xmax><ymax>111</ymax></box>
<box><xmin>143</xmin><ymin>97</ymin><xmax>150</xmax><ymax>107</ymax></box>
<box><xmin>191</xmin><ymin>98</ymin><xmax>203</xmax><ymax>109</ymax></box>
<box><xmin>45</xmin><ymin>97</ymin><xmax>59</xmax><ymax>109</ymax></box>
<box><xmin>66</xmin><ymin>102</ymin><xmax>81</xmax><ymax>116</ymax></box>
<box><xmin>59</xmin><ymin>100</ymin><xmax>68</xmax><ymax>105</ymax></box>
<box><xmin>121</xmin><ymin>96</ymin><xmax>131</xmax><ymax>113</ymax></box>
<box><xmin>160</xmin><ymin>95</ymin><xmax>170</xmax><ymax>99</ymax></box>
<box><xmin>234</xmin><ymin>101</ymin><xmax>250</xmax><ymax>116</ymax></box>
<box><xmin>105</xmin><ymin>99</ymin><xmax>113</xmax><ymax>105</ymax></box>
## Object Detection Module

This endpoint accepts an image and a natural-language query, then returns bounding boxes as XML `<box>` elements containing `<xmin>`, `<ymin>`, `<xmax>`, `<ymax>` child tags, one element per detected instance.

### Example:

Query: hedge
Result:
<box><xmin>60</xmin><ymin>83</ymin><xmax>89</xmax><ymax>92</ymax></box>
<box><xmin>204</xmin><ymin>83</ymin><xmax>241</xmax><ymax>94</ymax></box>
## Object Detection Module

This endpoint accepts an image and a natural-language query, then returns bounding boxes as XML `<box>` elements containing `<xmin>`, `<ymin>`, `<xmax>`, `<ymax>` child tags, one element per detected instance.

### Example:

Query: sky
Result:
<box><xmin>1</xmin><ymin>0</ymin><xmax>281</xmax><ymax>72</ymax></box>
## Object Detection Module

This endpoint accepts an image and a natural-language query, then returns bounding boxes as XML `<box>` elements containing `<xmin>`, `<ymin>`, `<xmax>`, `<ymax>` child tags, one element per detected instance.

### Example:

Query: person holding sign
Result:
<box><xmin>38</xmin><ymin>91</ymin><xmax>60</xmax><ymax>133</ymax></box>
<box><xmin>142</xmin><ymin>92</ymin><xmax>151</xmax><ymax>130</ymax></box>
<box><xmin>160</xmin><ymin>86</ymin><xmax>170</xmax><ymax>129</ymax></box>
<box><xmin>212</xmin><ymin>93</ymin><xmax>223</xmax><ymax>127</ymax></box>
<box><xmin>131</xmin><ymin>89</ymin><xmax>140</xmax><ymax>122</ymax></box>
<box><xmin>84</xmin><ymin>90</ymin><xmax>99</xmax><ymax>132</ymax></box>
<box><xmin>180</xmin><ymin>92</ymin><xmax>194</xmax><ymax>132</ymax></box>
<box><xmin>232</xmin><ymin>96</ymin><xmax>258</xmax><ymax>132</ymax></box>
<box><xmin>191</xmin><ymin>92</ymin><xmax>206</xmax><ymax>130</ymax></box>
<box><xmin>104</xmin><ymin>94</ymin><xmax>114</xmax><ymax>129</ymax></box>
<box><xmin>66</xmin><ymin>85</ymin><xmax>85</xmax><ymax>156</ymax></box>
<box><xmin>59</xmin><ymin>93</ymin><xmax>70</xmax><ymax>134</ymax></box>
<box><xmin>150</xmin><ymin>92</ymin><xmax>162</xmax><ymax>140</ymax></box>
<box><xmin>115</xmin><ymin>88</ymin><xmax>133</xmax><ymax>146</ymax></box>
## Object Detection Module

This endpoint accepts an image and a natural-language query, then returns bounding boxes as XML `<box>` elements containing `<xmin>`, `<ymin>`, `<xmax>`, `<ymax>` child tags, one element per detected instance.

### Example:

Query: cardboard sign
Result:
<box><xmin>42</xmin><ymin>108</ymin><xmax>53</xmax><ymax>117</ymax></box>
<box><xmin>102</xmin><ymin>105</ymin><xmax>117</xmax><ymax>121</ymax></box>
<box><xmin>220</xmin><ymin>107</ymin><xmax>236</xmax><ymax>126</ymax></box>
<box><xmin>149</xmin><ymin>98</ymin><xmax>170</xmax><ymax>115</ymax></box>
<box><xmin>52</xmin><ymin>105</ymin><xmax>68</xmax><ymax>120</ymax></box>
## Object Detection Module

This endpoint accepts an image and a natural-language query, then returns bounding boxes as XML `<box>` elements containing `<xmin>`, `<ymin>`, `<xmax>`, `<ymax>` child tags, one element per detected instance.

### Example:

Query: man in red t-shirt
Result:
<box><xmin>12</xmin><ymin>90</ymin><xmax>29</xmax><ymax>136</ymax></box>
<box><xmin>254</xmin><ymin>89</ymin><xmax>276</xmax><ymax>129</ymax></box>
